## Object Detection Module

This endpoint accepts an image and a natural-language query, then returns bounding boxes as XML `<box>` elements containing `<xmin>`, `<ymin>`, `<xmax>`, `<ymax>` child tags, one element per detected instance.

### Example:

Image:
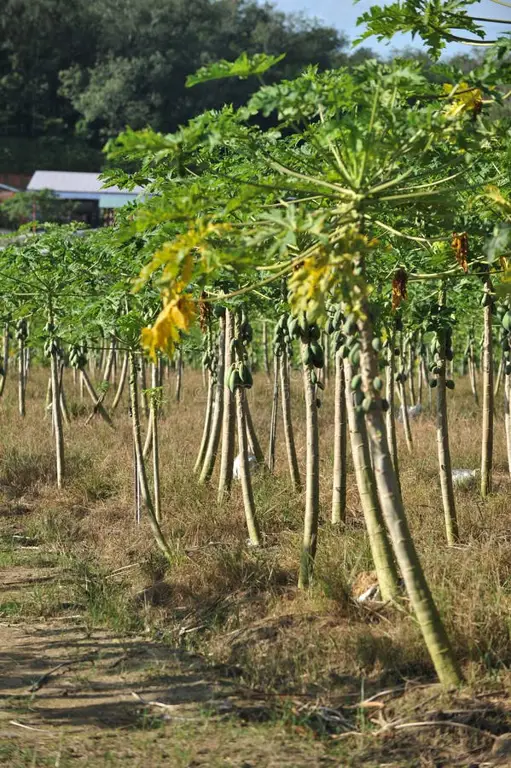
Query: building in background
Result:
<box><xmin>27</xmin><ymin>171</ymin><xmax>144</xmax><ymax>227</ymax></box>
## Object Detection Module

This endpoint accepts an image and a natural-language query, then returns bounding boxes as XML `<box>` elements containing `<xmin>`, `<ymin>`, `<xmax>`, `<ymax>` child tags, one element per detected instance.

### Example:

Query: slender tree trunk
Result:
<box><xmin>244</xmin><ymin>396</ymin><xmax>264</xmax><ymax>463</ymax></box>
<box><xmin>102</xmin><ymin>337</ymin><xmax>116</xmax><ymax>384</ymax></box>
<box><xmin>436</xmin><ymin>345</ymin><xmax>459</xmax><ymax>546</ymax></box>
<box><xmin>140</xmin><ymin>356</ymin><xmax>149</xmax><ymax>417</ymax></box>
<box><xmin>408</xmin><ymin>339</ymin><xmax>417</xmax><ymax>405</ymax></box>
<box><xmin>128</xmin><ymin>352</ymin><xmax>171</xmax><ymax>559</ymax></box>
<box><xmin>217</xmin><ymin>310</ymin><xmax>235</xmax><ymax>501</ymax></box>
<box><xmin>385</xmin><ymin>331</ymin><xmax>400</xmax><ymax>486</ymax></box>
<box><xmin>143</xmin><ymin>406</ymin><xmax>154</xmax><ymax>459</ymax></box>
<box><xmin>111</xmin><ymin>352</ymin><xmax>128</xmax><ymax>411</ymax></box>
<box><xmin>175</xmin><ymin>347</ymin><xmax>183</xmax><ymax>403</ymax></box>
<box><xmin>344</xmin><ymin>358</ymin><xmax>400</xmax><ymax>601</ymax></box>
<box><xmin>358</xmin><ymin>312</ymin><xmax>462</xmax><ymax>687</ymax></box>
<box><xmin>505</xmin><ymin>373</ymin><xmax>511</xmax><ymax>478</ymax></box>
<box><xmin>469</xmin><ymin>341</ymin><xmax>479</xmax><ymax>406</ymax></box>
<box><xmin>481</xmin><ymin>278</ymin><xmax>494</xmax><ymax>498</ymax></box>
<box><xmin>51</xmin><ymin>347</ymin><xmax>65</xmax><ymax>489</ymax></box>
<box><xmin>262</xmin><ymin>321</ymin><xmax>270</xmax><ymax>378</ymax></box>
<box><xmin>280</xmin><ymin>348</ymin><xmax>301</xmax><ymax>490</ymax></box>
<box><xmin>150</xmin><ymin>362</ymin><xmax>162</xmax><ymax>523</ymax></box>
<box><xmin>298</xmin><ymin>354</ymin><xmax>320</xmax><ymax>589</ymax></box>
<box><xmin>59</xmin><ymin>362</ymin><xmax>71</xmax><ymax>426</ymax></box>
<box><xmin>331</xmin><ymin>350</ymin><xmax>347</xmax><ymax>524</ymax></box>
<box><xmin>324</xmin><ymin>332</ymin><xmax>331</xmax><ymax>387</ymax></box>
<box><xmin>267</xmin><ymin>355</ymin><xmax>279</xmax><ymax>472</ymax></box>
<box><xmin>80</xmin><ymin>368</ymin><xmax>113</xmax><ymax>426</ymax></box>
<box><xmin>194</xmin><ymin>370</ymin><xmax>215</xmax><ymax>473</ymax></box>
<box><xmin>398</xmin><ymin>333</ymin><xmax>413</xmax><ymax>453</ymax></box>
<box><xmin>18</xmin><ymin>337</ymin><xmax>25</xmax><ymax>417</ymax></box>
<box><xmin>0</xmin><ymin>323</ymin><xmax>9</xmax><ymax>397</ymax></box>
<box><xmin>494</xmin><ymin>354</ymin><xmax>503</xmax><ymax>398</ymax></box>
<box><xmin>235</xmin><ymin>387</ymin><xmax>261</xmax><ymax>545</ymax></box>
<box><xmin>199</xmin><ymin>317</ymin><xmax>225</xmax><ymax>484</ymax></box>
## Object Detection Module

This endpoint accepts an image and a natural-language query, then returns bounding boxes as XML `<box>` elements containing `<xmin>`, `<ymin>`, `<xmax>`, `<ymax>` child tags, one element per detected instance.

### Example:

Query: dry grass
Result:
<box><xmin>2</xmin><ymin>364</ymin><xmax>511</xmax><ymax>712</ymax></box>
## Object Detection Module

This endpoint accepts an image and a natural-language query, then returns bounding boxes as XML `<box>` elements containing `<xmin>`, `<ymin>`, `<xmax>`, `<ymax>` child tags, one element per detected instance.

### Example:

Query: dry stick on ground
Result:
<box><xmin>357</xmin><ymin>307</ymin><xmax>462</xmax><ymax>687</ymax></box>
<box><xmin>217</xmin><ymin>310</ymin><xmax>235</xmax><ymax>502</ymax></box>
<box><xmin>331</xmin><ymin>349</ymin><xmax>347</xmax><ymax>525</ymax></box>
<box><xmin>199</xmin><ymin>314</ymin><xmax>225</xmax><ymax>483</ymax></box>
<box><xmin>0</xmin><ymin>322</ymin><xmax>9</xmax><ymax>397</ymax></box>
<box><xmin>298</xmin><ymin>343</ymin><xmax>320</xmax><ymax>589</ymax></box>
<box><xmin>128</xmin><ymin>351</ymin><xmax>172</xmax><ymax>560</ymax></box>
<box><xmin>344</xmin><ymin>357</ymin><xmax>400</xmax><ymax>602</ymax></box>
<box><xmin>111</xmin><ymin>352</ymin><xmax>128</xmax><ymax>411</ymax></box>
<box><xmin>280</xmin><ymin>347</ymin><xmax>301</xmax><ymax>491</ymax></box>
<box><xmin>481</xmin><ymin>276</ymin><xmax>494</xmax><ymax>498</ymax></box>
<box><xmin>79</xmin><ymin>367</ymin><xmax>113</xmax><ymax>427</ymax></box>
<box><xmin>267</xmin><ymin>354</ymin><xmax>279</xmax><ymax>472</ymax></box>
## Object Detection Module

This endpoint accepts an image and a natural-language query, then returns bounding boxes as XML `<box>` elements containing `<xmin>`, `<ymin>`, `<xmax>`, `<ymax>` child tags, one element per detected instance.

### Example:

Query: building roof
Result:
<box><xmin>27</xmin><ymin>170</ymin><xmax>144</xmax><ymax>198</ymax></box>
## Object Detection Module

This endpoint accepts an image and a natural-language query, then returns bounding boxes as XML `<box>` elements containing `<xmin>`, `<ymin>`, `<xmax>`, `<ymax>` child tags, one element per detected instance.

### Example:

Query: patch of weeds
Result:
<box><xmin>136</xmin><ymin>707</ymin><xmax>166</xmax><ymax>731</ymax></box>
<box><xmin>0</xmin><ymin>447</ymin><xmax>55</xmax><ymax>496</ymax></box>
<box><xmin>0</xmin><ymin>599</ymin><xmax>22</xmax><ymax>617</ymax></box>
<box><xmin>72</xmin><ymin>560</ymin><xmax>142</xmax><ymax>633</ymax></box>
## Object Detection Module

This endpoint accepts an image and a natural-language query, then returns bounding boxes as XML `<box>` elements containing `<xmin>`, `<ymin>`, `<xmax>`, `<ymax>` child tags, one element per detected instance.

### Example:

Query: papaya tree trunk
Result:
<box><xmin>398</xmin><ymin>333</ymin><xmax>413</xmax><ymax>453</ymax></box>
<box><xmin>505</xmin><ymin>373</ymin><xmax>511</xmax><ymax>478</ymax></box>
<box><xmin>280</xmin><ymin>348</ymin><xmax>301</xmax><ymax>490</ymax></box>
<box><xmin>50</xmin><ymin>346</ymin><xmax>65</xmax><ymax>489</ymax></box>
<box><xmin>18</xmin><ymin>336</ymin><xmax>26</xmax><ymax>417</ymax></box>
<box><xmin>262</xmin><ymin>320</ymin><xmax>270</xmax><ymax>378</ymax></box>
<box><xmin>140</xmin><ymin>355</ymin><xmax>149</xmax><ymax>417</ymax></box>
<box><xmin>298</xmin><ymin>352</ymin><xmax>320</xmax><ymax>589</ymax></box>
<box><xmin>150</xmin><ymin>362</ymin><xmax>162</xmax><ymax>523</ymax></box>
<box><xmin>436</xmin><ymin>342</ymin><xmax>459</xmax><ymax>546</ymax></box>
<box><xmin>481</xmin><ymin>278</ymin><xmax>494</xmax><ymax>498</ymax></box>
<box><xmin>358</xmin><ymin>311</ymin><xmax>462</xmax><ymax>687</ymax></box>
<box><xmin>331</xmin><ymin>350</ymin><xmax>347</xmax><ymax>525</ymax></box>
<box><xmin>235</xmin><ymin>386</ymin><xmax>261</xmax><ymax>545</ymax></box>
<box><xmin>129</xmin><ymin>352</ymin><xmax>171</xmax><ymax>559</ymax></box>
<box><xmin>111</xmin><ymin>352</ymin><xmax>128</xmax><ymax>411</ymax></box>
<box><xmin>0</xmin><ymin>323</ymin><xmax>9</xmax><ymax>397</ymax></box>
<box><xmin>244</xmin><ymin>396</ymin><xmax>264</xmax><ymax>463</ymax></box>
<box><xmin>385</xmin><ymin>330</ymin><xmax>400</xmax><ymax>486</ymax></box>
<box><xmin>199</xmin><ymin>316</ymin><xmax>225</xmax><ymax>484</ymax></box>
<box><xmin>494</xmin><ymin>354</ymin><xmax>503</xmax><ymax>398</ymax></box>
<box><xmin>217</xmin><ymin>310</ymin><xmax>235</xmax><ymax>502</ymax></box>
<box><xmin>344</xmin><ymin>358</ymin><xmax>400</xmax><ymax>601</ymax></box>
<box><xmin>102</xmin><ymin>336</ymin><xmax>116</xmax><ymax>385</ymax></box>
<box><xmin>59</xmin><ymin>362</ymin><xmax>71</xmax><ymax>426</ymax></box>
<box><xmin>267</xmin><ymin>355</ymin><xmax>279</xmax><ymax>472</ymax></box>
<box><xmin>79</xmin><ymin>367</ymin><xmax>113</xmax><ymax>427</ymax></box>
<box><xmin>194</xmin><ymin>370</ymin><xmax>215</xmax><ymax>473</ymax></box>
<box><xmin>175</xmin><ymin>347</ymin><xmax>183</xmax><ymax>403</ymax></box>
<box><xmin>408</xmin><ymin>338</ymin><xmax>417</xmax><ymax>405</ymax></box>
<box><xmin>469</xmin><ymin>341</ymin><xmax>479</xmax><ymax>406</ymax></box>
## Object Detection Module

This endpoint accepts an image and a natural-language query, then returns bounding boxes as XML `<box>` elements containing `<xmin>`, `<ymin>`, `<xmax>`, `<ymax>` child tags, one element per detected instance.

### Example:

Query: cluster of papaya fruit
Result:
<box><xmin>226</xmin><ymin>310</ymin><xmax>254</xmax><ymax>393</ymax></box>
<box><xmin>428</xmin><ymin>328</ymin><xmax>455</xmax><ymax>389</ymax></box>
<box><xmin>15</xmin><ymin>318</ymin><xmax>28</xmax><ymax>342</ymax></box>
<box><xmin>68</xmin><ymin>341</ymin><xmax>88</xmax><ymax>370</ymax></box>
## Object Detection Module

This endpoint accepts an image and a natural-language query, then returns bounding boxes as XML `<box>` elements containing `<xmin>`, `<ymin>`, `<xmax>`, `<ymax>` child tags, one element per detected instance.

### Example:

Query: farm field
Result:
<box><xmin>2</xmin><ymin>367</ymin><xmax>511</xmax><ymax>767</ymax></box>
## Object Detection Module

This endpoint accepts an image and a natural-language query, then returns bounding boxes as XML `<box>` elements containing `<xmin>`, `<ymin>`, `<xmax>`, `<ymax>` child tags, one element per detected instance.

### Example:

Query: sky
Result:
<box><xmin>272</xmin><ymin>0</ymin><xmax>511</xmax><ymax>57</ymax></box>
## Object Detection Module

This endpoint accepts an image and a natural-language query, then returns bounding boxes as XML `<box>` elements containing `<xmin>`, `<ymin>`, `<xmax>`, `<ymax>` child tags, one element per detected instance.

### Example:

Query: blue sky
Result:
<box><xmin>272</xmin><ymin>0</ymin><xmax>511</xmax><ymax>56</ymax></box>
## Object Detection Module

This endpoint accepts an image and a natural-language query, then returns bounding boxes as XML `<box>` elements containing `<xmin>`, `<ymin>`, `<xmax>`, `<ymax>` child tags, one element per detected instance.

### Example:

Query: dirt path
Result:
<box><xmin>0</xmin><ymin>553</ymin><xmax>341</xmax><ymax>767</ymax></box>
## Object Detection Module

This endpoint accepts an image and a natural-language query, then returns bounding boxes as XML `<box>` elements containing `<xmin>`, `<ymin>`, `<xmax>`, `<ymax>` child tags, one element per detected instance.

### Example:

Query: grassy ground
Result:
<box><xmin>1</xmin><ymin>362</ymin><xmax>511</xmax><ymax>766</ymax></box>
